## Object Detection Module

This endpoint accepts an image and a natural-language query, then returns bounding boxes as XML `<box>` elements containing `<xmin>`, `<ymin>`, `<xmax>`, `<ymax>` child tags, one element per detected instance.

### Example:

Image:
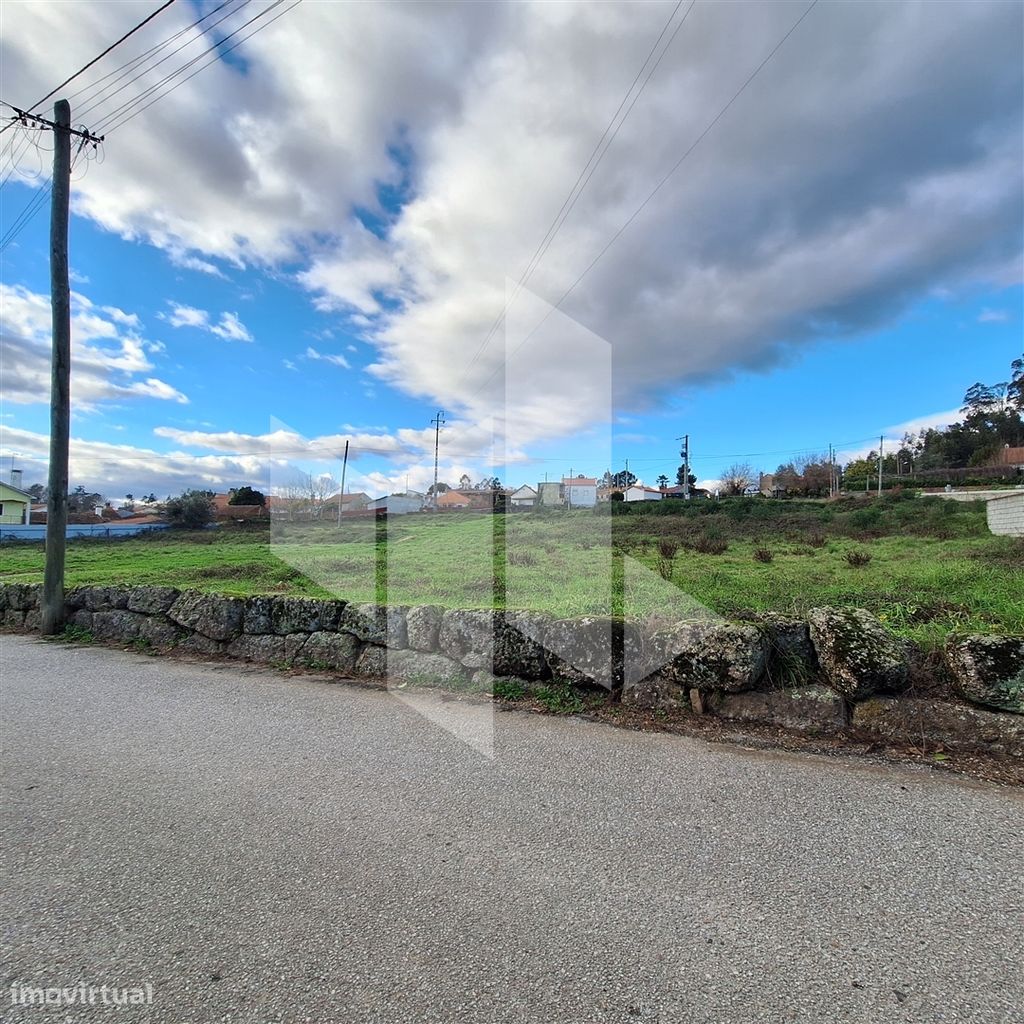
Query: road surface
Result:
<box><xmin>1</xmin><ymin>636</ymin><xmax>1022</xmax><ymax>1023</ymax></box>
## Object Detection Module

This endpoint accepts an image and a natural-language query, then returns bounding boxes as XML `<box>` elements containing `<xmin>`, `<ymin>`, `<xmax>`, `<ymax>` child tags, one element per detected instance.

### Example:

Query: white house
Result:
<box><xmin>510</xmin><ymin>484</ymin><xmax>538</xmax><ymax>507</ymax></box>
<box><xmin>561</xmin><ymin>476</ymin><xmax>597</xmax><ymax>507</ymax></box>
<box><xmin>624</xmin><ymin>484</ymin><xmax>664</xmax><ymax>502</ymax></box>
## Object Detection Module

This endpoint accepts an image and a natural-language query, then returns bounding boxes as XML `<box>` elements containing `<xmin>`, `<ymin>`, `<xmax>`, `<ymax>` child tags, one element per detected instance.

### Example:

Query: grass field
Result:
<box><xmin>2</xmin><ymin>495</ymin><xmax>1021</xmax><ymax>649</ymax></box>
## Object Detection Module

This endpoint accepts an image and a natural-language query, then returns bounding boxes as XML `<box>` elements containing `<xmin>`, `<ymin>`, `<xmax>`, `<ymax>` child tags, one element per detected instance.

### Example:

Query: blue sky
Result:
<box><xmin>1</xmin><ymin>0</ymin><xmax>1021</xmax><ymax>499</ymax></box>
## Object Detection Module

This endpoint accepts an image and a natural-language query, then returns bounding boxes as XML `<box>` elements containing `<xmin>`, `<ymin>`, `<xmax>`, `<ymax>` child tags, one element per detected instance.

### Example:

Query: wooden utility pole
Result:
<box><xmin>336</xmin><ymin>439</ymin><xmax>349</xmax><ymax>525</ymax></box>
<box><xmin>8</xmin><ymin>102</ymin><xmax>102</xmax><ymax>634</ymax></box>
<box><xmin>877</xmin><ymin>435</ymin><xmax>884</xmax><ymax>497</ymax></box>
<box><xmin>430</xmin><ymin>410</ymin><xmax>444</xmax><ymax>509</ymax></box>
<box><xmin>676</xmin><ymin>434</ymin><xmax>690</xmax><ymax>499</ymax></box>
<box><xmin>40</xmin><ymin>100</ymin><xmax>73</xmax><ymax>635</ymax></box>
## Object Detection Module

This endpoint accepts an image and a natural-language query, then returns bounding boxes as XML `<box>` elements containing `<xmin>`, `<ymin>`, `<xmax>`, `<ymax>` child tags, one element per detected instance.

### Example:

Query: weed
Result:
<box><xmin>753</xmin><ymin>547</ymin><xmax>775</xmax><ymax>563</ymax></box>
<box><xmin>535</xmin><ymin>681</ymin><xmax>585</xmax><ymax>714</ymax></box>
<box><xmin>493</xmin><ymin>679</ymin><xmax>527</xmax><ymax>701</ymax></box>
<box><xmin>59</xmin><ymin>624</ymin><xmax>94</xmax><ymax>644</ymax></box>
<box><xmin>845</xmin><ymin>550</ymin><xmax>873</xmax><ymax>568</ymax></box>
<box><xmin>507</xmin><ymin>550</ymin><xmax>538</xmax><ymax>567</ymax></box>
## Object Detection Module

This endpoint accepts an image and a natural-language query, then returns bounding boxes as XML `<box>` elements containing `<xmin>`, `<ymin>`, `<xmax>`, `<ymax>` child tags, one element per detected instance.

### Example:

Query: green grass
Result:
<box><xmin>2</xmin><ymin>496</ymin><xmax>1021</xmax><ymax>649</ymax></box>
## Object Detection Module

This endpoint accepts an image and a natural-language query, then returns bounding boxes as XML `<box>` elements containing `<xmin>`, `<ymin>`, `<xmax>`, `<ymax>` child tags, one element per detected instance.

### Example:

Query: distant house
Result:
<box><xmin>562</xmin><ymin>476</ymin><xmax>597</xmax><ymax>508</ymax></box>
<box><xmin>624</xmin><ymin>484</ymin><xmax>663</xmax><ymax>502</ymax></box>
<box><xmin>330</xmin><ymin>492</ymin><xmax>371</xmax><ymax>513</ymax></box>
<box><xmin>436</xmin><ymin>490</ymin><xmax>471</xmax><ymax>509</ymax></box>
<box><xmin>997</xmin><ymin>446</ymin><xmax>1024</xmax><ymax>470</ymax></box>
<box><xmin>0</xmin><ymin>474</ymin><xmax>32</xmax><ymax>525</ymax></box>
<box><xmin>212</xmin><ymin>492</ymin><xmax>266</xmax><ymax>520</ymax></box>
<box><xmin>367</xmin><ymin>494</ymin><xmax>423</xmax><ymax>515</ymax></box>
<box><xmin>537</xmin><ymin>481</ymin><xmax>563</xmax><ymax>506</ymax></box>
<box><xmin>510</xmin><ymin>484</ymin><xmax>538</xmax><ymax>507</ymax></box>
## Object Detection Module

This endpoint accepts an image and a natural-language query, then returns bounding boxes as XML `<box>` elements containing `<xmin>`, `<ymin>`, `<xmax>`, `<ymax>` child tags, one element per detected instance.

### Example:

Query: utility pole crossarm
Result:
<box><xmin>5</xmin><ymin>105</ymin><xmax>104</xmax><ymax>145</ymax></box>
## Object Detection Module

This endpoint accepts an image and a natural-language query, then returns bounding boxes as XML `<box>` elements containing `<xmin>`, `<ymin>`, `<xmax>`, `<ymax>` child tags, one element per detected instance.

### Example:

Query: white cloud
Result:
<box><xmin>161</xmin><ymin>302</ymin><xmax>252</xmax><ymax>342</ymax></box>
<box><xmin>978</xmin><ymin>307</ymin><xmax>1009</xmax><ymax>323</ymax></box>
<box><xmin>304</xmin><ymin>346</ymin><xmax>350</xmax><ymax>368</ymax></box>
<box><xmin>0</xmin><ymin>284</ymin><xmax>187</xmax><ymax>408</ymax></box>
<box><xmin>1</xmin><ymin>0</ymin><xmax>1020</xmax><ymax>446</ymax></box>
<box><xmin>210</xmin><ymin>311</ymin><xmax>253</xmax><ymax>342</ymax></box>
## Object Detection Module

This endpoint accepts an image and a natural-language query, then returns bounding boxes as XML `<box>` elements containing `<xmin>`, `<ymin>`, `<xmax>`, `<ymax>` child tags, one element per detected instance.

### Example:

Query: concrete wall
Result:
<box><xmin>986</xmin><ymin>492</ymin><xmax>1024</xmax><ymax>537</ymax></box>
<box><xmin>929</xmin><ymin>488</ymin><xmax>1023</xmax><ymax>503</ymax></box>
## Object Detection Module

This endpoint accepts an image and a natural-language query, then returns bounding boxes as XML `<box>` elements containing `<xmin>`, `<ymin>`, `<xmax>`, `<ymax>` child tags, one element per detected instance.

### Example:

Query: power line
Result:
<box><xmin>26</xmin><ymin>0</ymin><xmax>178</xmax><ymax>115</ymax></box>
<box><xmin>96</xmin><ymin>0</ymin><xmax>301</xmax><ymax>137</ymax></box>
<box><xmin>0</xmin><ymin>434</ymin><xmax>881</xmax><ymax>468</ymax></box>
<box><xmin>75</xmin><ymin>0</ymin><xmax>254</xmax><ymax>126</ymax></box>
<box><xmin>64</xmin><ymin>0</ymin><xmax>243</xmax><ymax>110</ymax></box>
<box><xmin>483</xmin><ymin>0</ymin><xmax>821</xmax><ymax>391</ymax></box>
<box><xmin>460</xmin><ymin>0</ymin><xmax>696</xmax><ymax>382</ymax></box>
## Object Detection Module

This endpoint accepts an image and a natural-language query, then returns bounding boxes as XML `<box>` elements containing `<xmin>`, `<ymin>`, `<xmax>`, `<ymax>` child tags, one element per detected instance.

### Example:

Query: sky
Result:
<box><xmin>0</xmin><ymin>0</ymin><xmax>1021</xmax><ymax>501</ymax></box>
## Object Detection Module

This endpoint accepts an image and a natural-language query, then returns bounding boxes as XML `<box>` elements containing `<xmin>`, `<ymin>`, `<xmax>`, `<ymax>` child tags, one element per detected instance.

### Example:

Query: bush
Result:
<box><xmin>165</xmin><ymin>489</ymin><xmax>216</xmax><ymax>529</ymax></box>
<box><xmin>657</xmin><ymin>537</ymin><xmax>679</xmax><ymax>560</ymax></box>
<box><xmin>610</xmin><ymin>491</ymin><xmax>624</xmax><ymax>502</ymax></box>
<box><xmin>693</xmin><ymin>534</ymin><xmax>729</xmax><ymax>555</ymax></box>
<box><xmin>845</xmin><ymin>550</ymin><xmax>872</xmax><ymax>567</ymax></box>
<box><xmin>753</xmin><ymin>547</ymin><xmax>774</xmax><ymax>563</ymax></box>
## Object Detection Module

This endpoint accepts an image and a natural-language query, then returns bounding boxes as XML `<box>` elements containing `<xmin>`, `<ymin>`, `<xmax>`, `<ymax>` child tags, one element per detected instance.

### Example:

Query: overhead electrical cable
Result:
<box><xmin>68</xmin><ymin>0</ymin><xmax>247</xmax><ymax>122</ymax></box>
<box><xmin>460</xmin><ymin>0</ymin><xmax>696</xmax><ymax>381</ymax></box>
<box><xmin>483</xmin><ymin>0</ymin><xmax>821</xmax><ymax>390</ymax></box>
<box><xmin>26</xmin><ymin>0</ymin><xmax>178</xmax><ymax>115</ymax></box>
<box><xmin>95</xmin><ymin>0</ymin><xmax>301</xmax><ymax>136</ymax></box>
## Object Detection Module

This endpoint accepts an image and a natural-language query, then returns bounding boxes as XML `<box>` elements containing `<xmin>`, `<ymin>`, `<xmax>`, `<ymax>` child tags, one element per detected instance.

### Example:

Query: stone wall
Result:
<box><xmin>1</xmin><ymin>583</ymin><xmax>1021</xmax><ymax>756</ymax></box>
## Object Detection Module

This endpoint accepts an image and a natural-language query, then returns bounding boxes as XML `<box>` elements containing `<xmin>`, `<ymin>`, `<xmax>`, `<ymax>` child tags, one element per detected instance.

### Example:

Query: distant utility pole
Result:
<box><xmin>33</xmin><ymin>101</ymin><xmax>101</xmax><ymax>635</ymax></box>
<box><xmin>828</xmin><ymin>443</ymin><xmax>835</xmax><ymax>497</ymax></box>
<box><xmin>676</xmin><ymin>434</ymin><xmax>690</xmax><ymax>499</ymax></box>
<box><xmin>336</xmin><ymin>439</ymin><xmax>349</xmax><ymax>526</ymax></box>
<box><xmin>877</xmin><ymin>435</ymin><xmax>884</xmax><ymax>496</ymax></box>
<box><xmin>430</xmin><ymin>410</ymin><xmax>445</xmax><ymax>509</ymax></box>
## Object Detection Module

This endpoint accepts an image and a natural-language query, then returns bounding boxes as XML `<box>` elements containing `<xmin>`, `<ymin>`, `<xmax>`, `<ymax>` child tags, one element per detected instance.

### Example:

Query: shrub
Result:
<box><xmin>610</xmin><ymin>491</ymin><xmax>625</xmax><ymax>502</ymax></box>
<box><xmin>693</xmin><ymin>534</ymin><xmax>729</xmax><ymax>555</ymax></box>
<box><xmin>845</xmin><ymin>550</ymin><xmax>872</xmax><ymax>567</ymax></box>
<box><xmin>807</xmin><ymin>530</ymin><xmax>826</xmax><ymax>548</ymax></box>
<box><xmin>753</xmin><ymin>547</ymin><xmax>774</xmax><ymax>563</ymax></box>
<box><xmin>657</xmin><ymin>537</ymin><xmax>679</xmax><ymax>560</ymax></box>
<box><xmin>165</xmin><ymin>489</ymin><xmax>216</xmax><ymax>529</ymax></box>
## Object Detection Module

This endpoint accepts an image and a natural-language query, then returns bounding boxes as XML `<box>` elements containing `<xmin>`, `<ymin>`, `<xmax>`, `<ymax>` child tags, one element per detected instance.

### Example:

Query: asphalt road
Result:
<box><xmin>1</xmin><ymin>636</ymin><xmax>1022</xmax><ymax>1024</ymax></box>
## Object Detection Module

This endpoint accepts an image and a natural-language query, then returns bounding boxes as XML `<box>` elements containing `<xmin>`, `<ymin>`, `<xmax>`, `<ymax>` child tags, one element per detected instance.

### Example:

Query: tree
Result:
<box><xmin>720</xmin><ymin>462</ymin><xmax>756</xmax><ymax>496</ymax></box>
<box><xmin>427</xmin><ymin>482</ymin><xmax>450</xmax><ymax>495</ymax></box>
<box><xmin>656</xmin><ymin>474</ymin><xmax>669</xmax><ymax>489</ymax></box>
<box><xmin>611</xmin><ymin>469</ymin><xmax>636</xmax><ymax>489</ymax></box>
<box><xmin>1008</xmin><ymin>356</ymin><xmax>1024</xmax><ymax>412</ymax></box>
<box><xmin>610</xmin><ymin>490</ymin><xmax>624</xmax><ymax>502</ymax></box>
<box><xmin>229</xmin><ymin>486</ymin><xmax>266</xmax><ymax>506</ymax></box>
<box><xmin>675</xmin><ymin>464</ymin><xmax>697</xmax><ymax>488</ymax></box>
<box><xmin>458</xmin><ymin>474</ymin><xmax>472</xmax><ymax>491</ymax></box>
<box><xmin>165</xmin><ymin>489</ymin><xmax>215</xmax><ymax>529</ymax></box>
<box><xmin>67</xmin><ymin>485</ymin><xmax>102</xmax><ymax>513</ymax></box>
<box><xmin>476</xmin><ymin>476</ymin><xmax>501</xmax><ymax>490</ymax></box>
<box><xmin>28</xmin><ymin>483</ymin><xmax>45</xmax><ymax>500</ymax></box>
